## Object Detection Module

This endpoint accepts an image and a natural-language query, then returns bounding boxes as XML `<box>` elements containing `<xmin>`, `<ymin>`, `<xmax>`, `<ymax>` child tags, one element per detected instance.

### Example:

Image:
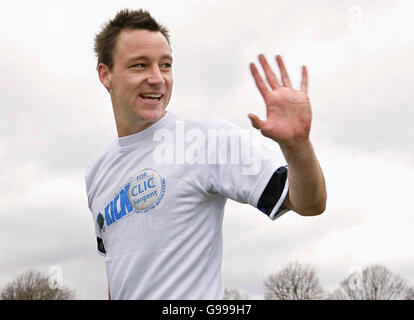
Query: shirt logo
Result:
<box><xmin>97</xmin><ymin>168</ymin><xmax>166</xmax><ymax>232</ymax></box>
<box><xmin>128</xmin><ymin>168</ymin><xmax>166</xmax><ymax>212</ymax></box>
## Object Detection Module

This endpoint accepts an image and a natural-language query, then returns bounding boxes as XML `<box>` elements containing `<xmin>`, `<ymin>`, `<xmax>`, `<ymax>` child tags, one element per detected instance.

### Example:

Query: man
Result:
<box><xmin>86</xmin><ymin>9</ymin><xmax>327</xmax><ymax>300</ymax></box>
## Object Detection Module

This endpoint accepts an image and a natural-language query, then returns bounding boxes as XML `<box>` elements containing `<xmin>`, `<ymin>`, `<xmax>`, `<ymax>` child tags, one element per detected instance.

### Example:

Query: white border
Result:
<box><xmin>268</xmin><ymin>178</ymin><xmax>290</xmax><ymax>221</ymax></box>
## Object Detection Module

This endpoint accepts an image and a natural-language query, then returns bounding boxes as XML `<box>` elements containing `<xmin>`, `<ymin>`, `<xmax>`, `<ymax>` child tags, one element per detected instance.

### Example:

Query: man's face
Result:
<box><xmin>104</xmin><ymin>29</ymin><xmax>173</xmax><ymax>135</ymax></box>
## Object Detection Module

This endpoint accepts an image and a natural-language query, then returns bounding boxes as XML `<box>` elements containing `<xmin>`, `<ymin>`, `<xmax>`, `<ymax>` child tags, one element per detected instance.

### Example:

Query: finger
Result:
<box><xmin>258</xmin><ymin>54</ymin><xmax>280</xmax><ymax>90</ymax></box>
<box><xmin>250</xmin><ymin>62</ymin><xmax>269</xmax><ymax>98</ymax></box>
<box><xmin>248</xmin><ymin>113</ymin><xmax>265</xmax><ymax>130</ymax></box>
<box><xmin>300</xmin><ymin>65</ymin><xmax>308</xmax><ymax>93</ymax></box>
<box><xmin>276</xmin><ymin>55</ymin><xmax>292</xmax><ymax>88</ymax></box>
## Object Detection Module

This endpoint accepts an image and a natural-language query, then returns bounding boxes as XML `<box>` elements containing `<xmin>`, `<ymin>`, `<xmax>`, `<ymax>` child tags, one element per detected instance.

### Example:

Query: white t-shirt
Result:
<box><xmin>85</xmin><ymin>111</ymin><xmax>290</xmax><ymax>300</ymax></box>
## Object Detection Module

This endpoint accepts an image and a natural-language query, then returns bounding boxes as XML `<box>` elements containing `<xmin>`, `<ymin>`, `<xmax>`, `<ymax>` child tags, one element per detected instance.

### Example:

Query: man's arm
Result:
<box><xmin>280</xmin><ymin>139</ymin><xmax>326</xmax><ymax>216</ymax></box>
<box><xmin>249</xmin><ymin>54</ymin><xmax>327</xmax><ymax>216</ymax></box>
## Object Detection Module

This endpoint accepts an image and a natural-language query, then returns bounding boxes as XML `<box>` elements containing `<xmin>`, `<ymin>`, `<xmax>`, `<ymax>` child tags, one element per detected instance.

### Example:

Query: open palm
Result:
<box><xmin>249</xmin><ymin>54</ymin><xmax>312</xmax><ymax>148</ymax></box>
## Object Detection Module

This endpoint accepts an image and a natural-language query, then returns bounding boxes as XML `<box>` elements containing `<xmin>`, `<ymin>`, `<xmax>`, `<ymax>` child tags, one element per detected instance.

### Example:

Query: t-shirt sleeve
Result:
<box><xmin>85</xmin><ymin>168</ymin><xmax>107</xmax><ymax>257</ymax></box>
<box><xmin>202</xmin><ymin>117</ymin><xmax>290</xmax><ymax>220</ymax></box>
<box><xmin>256</xmin><ymin>165</ymin><xmax>290</xmax><ymax>220</ymax></box>
<box><xmin>94</xmin><ymin>213</ymin><xmax>107</xmax><ymax>257</ymax></box>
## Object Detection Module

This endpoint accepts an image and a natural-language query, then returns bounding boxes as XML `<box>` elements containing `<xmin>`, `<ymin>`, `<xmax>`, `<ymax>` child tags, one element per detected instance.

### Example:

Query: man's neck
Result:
<box><xmin>116</xmin><ymin>111</ymin><xmax>166</xmax><ymax>137</ymax></box>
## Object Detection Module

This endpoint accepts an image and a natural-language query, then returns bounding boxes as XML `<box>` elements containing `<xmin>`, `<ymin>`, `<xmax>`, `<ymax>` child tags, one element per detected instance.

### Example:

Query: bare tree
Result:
<box><xmin>223</xmin><ymin>288</ymin><xmax>249</xmax><ymax>300</ymax></box>
<box><xmin>264</xmin><ymin>262</ymin><xmax>324</xmax><ymax>300</ymax></box>
<box><xmin>404</xmin><ymin>287</ymin><xmax>414</xmax><ymax>300</ymax></box>
<box><xmin>331</xmin><ymin>264</ymin><xmax>407</xmax><ymax>300</ymax></box>
<box><xmin>1</xmin><ymin>270</ymin><xmax>75</xmax><ymax>300</ymax></box>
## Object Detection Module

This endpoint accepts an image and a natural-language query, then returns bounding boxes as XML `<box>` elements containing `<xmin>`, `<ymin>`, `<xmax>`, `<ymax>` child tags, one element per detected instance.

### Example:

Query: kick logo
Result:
<box><xmin>128</xmin><ymin>168</ymin><xmax>166</xmax><ymax>212</ymax></box>
<box><xmin>97</xmin><ymin>168</ymin><xmax>166</xmax><ymax>232</ymax></box>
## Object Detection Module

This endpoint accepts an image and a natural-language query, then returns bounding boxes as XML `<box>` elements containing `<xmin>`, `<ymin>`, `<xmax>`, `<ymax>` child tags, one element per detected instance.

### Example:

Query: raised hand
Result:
<box><xmin>248</xmin><ymin>54</ymin><xmax>312</xmax><ymax>149</ymax></box>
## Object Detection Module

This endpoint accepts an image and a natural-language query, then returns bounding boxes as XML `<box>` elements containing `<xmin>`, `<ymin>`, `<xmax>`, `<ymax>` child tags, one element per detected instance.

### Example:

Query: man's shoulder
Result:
<box><xmin>175</xmin><ymin>113</ymin><xmax>241</xmax><ymax>131</ymax></box>
<box><xmin>85</xmin><ymin>138</ymin><xmax>117</xmax><ymax>188</ymax></box>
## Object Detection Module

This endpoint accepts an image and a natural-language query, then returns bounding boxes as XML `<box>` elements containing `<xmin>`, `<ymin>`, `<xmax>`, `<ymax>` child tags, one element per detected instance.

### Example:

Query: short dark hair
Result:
<box><xmin>93</xmin><ymin>9</ymin><xmax>170</xmax><ymax>70</ymax></box>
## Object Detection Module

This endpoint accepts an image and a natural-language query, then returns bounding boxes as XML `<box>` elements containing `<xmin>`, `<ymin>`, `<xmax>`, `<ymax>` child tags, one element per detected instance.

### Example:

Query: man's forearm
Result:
<box><xmin>279</xmin><ymin>138</ymin><xmax>327</xmax><ymax>216</ymax></box>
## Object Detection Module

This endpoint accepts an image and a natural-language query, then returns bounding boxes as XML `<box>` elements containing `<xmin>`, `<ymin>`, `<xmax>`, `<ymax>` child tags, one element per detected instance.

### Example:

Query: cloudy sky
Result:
<box><xmin>1</xmin><ymin>0</ymin><xmax>413</xmax><ymax>299</ymax></box>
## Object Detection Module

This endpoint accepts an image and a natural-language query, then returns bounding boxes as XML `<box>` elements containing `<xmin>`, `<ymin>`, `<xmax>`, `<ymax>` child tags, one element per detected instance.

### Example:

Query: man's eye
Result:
<box><xmin>161</xmin><ymin>63</ymin><xmax>172</xmax><ymax>68</ymax></box>
<box><xmin>132</xmin><ymin>63</ymin><xmax>146</xmax><ymax>68</ymax></box>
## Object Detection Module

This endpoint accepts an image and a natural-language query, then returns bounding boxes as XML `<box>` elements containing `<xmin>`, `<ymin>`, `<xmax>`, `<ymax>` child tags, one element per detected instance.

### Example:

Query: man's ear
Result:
<box><xmin>97</xmin><ymin>63</ymin><xmax>112</xmax><ymax>92</ymax></box>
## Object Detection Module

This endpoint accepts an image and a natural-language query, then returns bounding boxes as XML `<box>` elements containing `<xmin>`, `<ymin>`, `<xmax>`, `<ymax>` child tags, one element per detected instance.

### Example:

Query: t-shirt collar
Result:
<box><xmin>117</xmin><ymin>111</ymin><xmax>172</xmax><ymax>147</ymax></box>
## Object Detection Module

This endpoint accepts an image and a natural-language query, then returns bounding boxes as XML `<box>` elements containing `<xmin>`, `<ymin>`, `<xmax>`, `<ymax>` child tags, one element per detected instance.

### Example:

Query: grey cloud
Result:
<box><xmin>170</xmin><ymin>0</ymin><xmax>414</xmax><ymax>160</ymax></box>
<box><xmin>311</xmin><ymin>42</ymin><xmax>414</xmax><ymax>160</ymax></box>
<box><xmin>0</xmin><ymin>40</ymin><xmax>115</xmax><ymax>179</ymax></box>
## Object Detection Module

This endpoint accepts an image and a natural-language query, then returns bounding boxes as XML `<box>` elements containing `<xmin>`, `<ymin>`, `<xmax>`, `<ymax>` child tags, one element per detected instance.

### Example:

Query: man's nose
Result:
<box><xmin>147</xmin><ymin>66</ymin><xmax>165</xmax><ymax>85</ymax></box>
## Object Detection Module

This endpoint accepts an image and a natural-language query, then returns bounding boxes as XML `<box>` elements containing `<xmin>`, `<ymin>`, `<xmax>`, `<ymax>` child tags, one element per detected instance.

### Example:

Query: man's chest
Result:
<box><xmin>90</xmin><ymin>154</ymin><xmax>209</xmax><ymax>234</ymax></box>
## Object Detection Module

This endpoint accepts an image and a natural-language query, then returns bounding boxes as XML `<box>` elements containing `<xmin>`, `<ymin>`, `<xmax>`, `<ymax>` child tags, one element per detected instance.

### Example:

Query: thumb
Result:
<box><xmin>248</xmin><ymin>113</ymin><xmax>264</xmax><ymax>130</ymax></box>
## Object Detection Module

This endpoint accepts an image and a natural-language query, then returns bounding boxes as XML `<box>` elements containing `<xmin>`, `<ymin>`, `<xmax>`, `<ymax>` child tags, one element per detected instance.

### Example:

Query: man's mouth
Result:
<box><xmin>139</xmin><ymin>93</ymin><xmax>164</xmax><ymax>102</ymax></box>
